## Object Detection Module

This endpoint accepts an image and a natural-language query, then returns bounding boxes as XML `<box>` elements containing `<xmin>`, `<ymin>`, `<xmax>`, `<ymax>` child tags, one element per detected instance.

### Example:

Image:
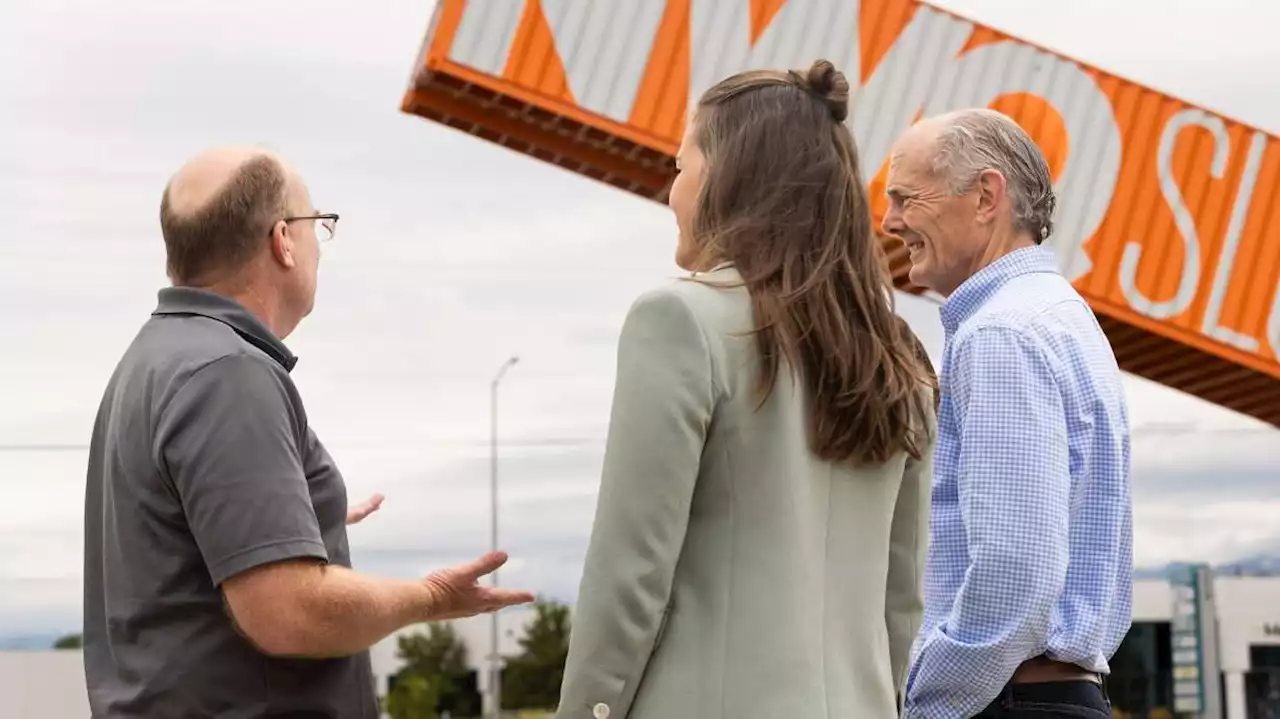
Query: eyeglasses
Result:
<box><xmin>282</xmin><ymin>213</ymin><xmax>340</xmax><ymax>242</ymax></box>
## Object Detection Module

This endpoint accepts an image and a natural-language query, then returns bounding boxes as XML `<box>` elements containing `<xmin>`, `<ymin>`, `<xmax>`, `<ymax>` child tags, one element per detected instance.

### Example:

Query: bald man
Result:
<box><xmin>83</xmin><ymin>147</ymin><xmax>533</xmax><ymax>718</ymax></box>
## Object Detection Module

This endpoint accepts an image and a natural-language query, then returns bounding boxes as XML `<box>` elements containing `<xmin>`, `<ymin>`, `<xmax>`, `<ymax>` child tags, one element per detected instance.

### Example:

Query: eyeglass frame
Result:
<box><xmin>281</xmin><ymin>213</ymin><xmax>340</xmax><ymax>242</ymax></box>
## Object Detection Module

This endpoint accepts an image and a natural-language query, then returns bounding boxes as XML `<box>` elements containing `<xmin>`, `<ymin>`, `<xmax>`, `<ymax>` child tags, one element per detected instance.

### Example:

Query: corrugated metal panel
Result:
<box><xmin>401</xmin><ymin>0</ymin><xmax>1280</xmax><ymax>427</ymax></box>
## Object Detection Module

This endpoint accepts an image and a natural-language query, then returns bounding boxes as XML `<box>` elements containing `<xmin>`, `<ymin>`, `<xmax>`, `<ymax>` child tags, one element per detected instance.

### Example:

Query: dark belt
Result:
<box><xmin>1011</xmin><ymin>655</ymin><xmax>1101</xmax><ymax>685</ymax></box>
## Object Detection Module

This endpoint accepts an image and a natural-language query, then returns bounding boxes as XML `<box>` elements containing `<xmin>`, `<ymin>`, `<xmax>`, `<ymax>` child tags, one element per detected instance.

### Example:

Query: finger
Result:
<box><xmin>477</xmin><ymin>587</ymin><xmax>536</xmax><ymax>607</ymax></box>
<box><xmin>452</xmin><ymin>550</ymin><xmax>509</xmax><ymax>581</ymax></box>
<box><xmin>345</xmin><ymin>493</ymin><xmax>385</xmax><ymax>525</ymax></box>
<box><xmin>431</xmin><ymin>589</ymin><xmax>536</xmax><ymax>620</ymax></box>
<box><xmin>359</xmin><ymin>493</ymin><xmax>386</xmax><ymax>514</ymax></box>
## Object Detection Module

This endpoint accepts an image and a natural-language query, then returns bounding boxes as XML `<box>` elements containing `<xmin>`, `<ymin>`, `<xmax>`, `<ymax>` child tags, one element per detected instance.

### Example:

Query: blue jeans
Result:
<box><xmin>974</xmin><ymin>679</ymin><xmax>1112</xmax><ymax>718</ymax></box>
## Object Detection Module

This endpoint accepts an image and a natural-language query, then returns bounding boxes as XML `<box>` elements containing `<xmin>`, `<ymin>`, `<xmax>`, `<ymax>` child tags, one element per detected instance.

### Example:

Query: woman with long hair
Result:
<box><xmin>556</xmin><ymin>59</ymin><xmax>938</xmax><ymax>719</ymax></box>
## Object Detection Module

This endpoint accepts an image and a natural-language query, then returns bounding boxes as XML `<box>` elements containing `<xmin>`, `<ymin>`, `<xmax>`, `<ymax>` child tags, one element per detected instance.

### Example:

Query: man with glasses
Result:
<box><xmin>82</xmin><ymin>146</ymin><xmax>534</xmax><ymax>718</ymax></box>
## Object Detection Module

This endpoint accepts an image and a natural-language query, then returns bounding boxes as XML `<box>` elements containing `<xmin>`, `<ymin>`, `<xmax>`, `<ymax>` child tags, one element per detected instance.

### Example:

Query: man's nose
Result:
<box><xmin>881</xmin><ymin>207</ymin><xmax>901</xmax><ymax>236</ymax></box>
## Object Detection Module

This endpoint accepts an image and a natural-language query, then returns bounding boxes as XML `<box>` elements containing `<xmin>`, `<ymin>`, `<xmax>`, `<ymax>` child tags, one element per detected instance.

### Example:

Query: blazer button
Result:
<box><xmin>592</xmin><ymin>702</ymin><xmax>611</xmax><ymax>719</ymax></box>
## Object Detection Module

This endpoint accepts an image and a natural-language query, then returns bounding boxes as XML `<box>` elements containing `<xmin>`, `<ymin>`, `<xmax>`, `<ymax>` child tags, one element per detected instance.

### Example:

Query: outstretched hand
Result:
<box><xmin>422</xmin><ymin>551</ymin><xmax>536</xmax><ymax>620</ymax></box>
<box><xmin>346</xmin><ymin>493</ymin><xmax>385</xmax><ymax>526</ymax></box>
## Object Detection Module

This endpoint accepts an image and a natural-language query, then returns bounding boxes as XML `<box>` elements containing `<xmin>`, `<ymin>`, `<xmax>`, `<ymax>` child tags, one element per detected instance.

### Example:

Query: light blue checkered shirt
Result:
<box><xmin>902</xmin><ymin>246</ymin><xmax>1134</xmax><ymax>718</ymax></box>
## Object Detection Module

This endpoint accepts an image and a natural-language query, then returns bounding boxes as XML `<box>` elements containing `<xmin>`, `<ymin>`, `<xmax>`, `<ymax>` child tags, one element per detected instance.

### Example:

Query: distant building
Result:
<box><xmin>1113</xmin><ymin>576</ymin><xmax>1280</xmax><ymax>717</ymax></box>
<box><xmin>0</xmin><ymin>651</ymin><xmax>89</xmax><ymax>719</ymax></box>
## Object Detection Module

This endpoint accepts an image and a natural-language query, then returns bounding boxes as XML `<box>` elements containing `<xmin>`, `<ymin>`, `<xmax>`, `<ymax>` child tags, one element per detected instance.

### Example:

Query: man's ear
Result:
<box><xmin>268</xmin><ymin>220</ymin><xmax>297</xmax><ymax>270</ymax></box>
<box><xmin>974</xmin><ymin>168</ymin><xmax>1007</xmax><ymax>226</ymax></box>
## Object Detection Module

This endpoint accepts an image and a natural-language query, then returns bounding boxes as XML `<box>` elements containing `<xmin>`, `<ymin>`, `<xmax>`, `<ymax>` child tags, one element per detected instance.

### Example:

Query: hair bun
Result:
<box><xmin>804</xmin><ymin>59</ymin><xmax>849</xmax><ymax>122</ymax></box>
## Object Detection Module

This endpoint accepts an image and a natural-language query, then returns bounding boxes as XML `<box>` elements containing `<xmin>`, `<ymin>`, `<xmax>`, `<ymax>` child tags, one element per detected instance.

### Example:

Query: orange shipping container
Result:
<box><xmin>401</xmin><ymin>0</ymin><xmax>1280</xmax><ymax>427</ymax></box>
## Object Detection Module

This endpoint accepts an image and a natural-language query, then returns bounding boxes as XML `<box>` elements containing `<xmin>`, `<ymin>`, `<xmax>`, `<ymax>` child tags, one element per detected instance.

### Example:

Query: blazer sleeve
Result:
<box><xmin>556</xmin><ymin>287</ymin><xmax>716</xmax><ymax>719</ymax></box>
<box><xmin>885</xmin><ymin>401</ymin><xmax>936</xmax><ymax>706</ymax></box>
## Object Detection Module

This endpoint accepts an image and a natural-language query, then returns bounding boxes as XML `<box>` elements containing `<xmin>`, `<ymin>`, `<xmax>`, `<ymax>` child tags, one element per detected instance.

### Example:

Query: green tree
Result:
<box><xmin>385</xmin><ymin>622</ymin><xmax>478</xmax><ymax>719</ymax></box>
<box><xmin>53</xmin><ymin>633</ymin><xmax>83</xmax><ymax>650</ymax></box>
<box><xmin>384</xmin><ymin>674</ymin><xmax>442</xmax><ymax>719</ymax></box>
<box><xmin>502</xmin><ymin>598</ymin><xmax>571</xmax><ymax>711</ymax></box>
<box><xmin>397</xmin><ymin>622</ymin><xmax>469</xmax><ymax>681</ymax></box>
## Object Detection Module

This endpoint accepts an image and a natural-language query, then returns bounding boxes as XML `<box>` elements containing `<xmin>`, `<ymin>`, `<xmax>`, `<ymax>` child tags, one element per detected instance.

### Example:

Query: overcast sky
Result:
<box><xmin>0</xmin><ymin>0</ymin><xmax>1277</xmax><ymax>641</ymax></box>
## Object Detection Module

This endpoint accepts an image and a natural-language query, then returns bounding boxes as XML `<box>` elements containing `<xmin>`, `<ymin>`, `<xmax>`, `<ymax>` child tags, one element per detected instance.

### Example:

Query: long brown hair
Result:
<box><xmin>689</xmin><ymin>59</ymin><xmax>936</xmax><ymax>464</ymax></box>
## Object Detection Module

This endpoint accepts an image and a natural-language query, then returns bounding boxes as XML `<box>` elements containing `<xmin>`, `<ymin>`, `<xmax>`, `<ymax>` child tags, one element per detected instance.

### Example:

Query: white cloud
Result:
<box><xmin>1133</xmin><ymin>499</ymin><xmax>1280</xmax><ymax>568</ymax></box>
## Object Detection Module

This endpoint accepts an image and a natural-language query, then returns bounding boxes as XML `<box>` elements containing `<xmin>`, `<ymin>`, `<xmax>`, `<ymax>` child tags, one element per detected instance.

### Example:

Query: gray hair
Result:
<box><xmin>930</xmin><ymin>109</ymin><xmax>1056</xmax><ymax>243</ymax></box>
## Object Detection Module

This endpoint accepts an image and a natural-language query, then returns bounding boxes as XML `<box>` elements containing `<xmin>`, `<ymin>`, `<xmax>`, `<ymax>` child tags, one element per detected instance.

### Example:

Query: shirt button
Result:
<box><xmin>593</xmin><ymin>702</ymin><xmax>611</xmax><ymax>719</ymax></box>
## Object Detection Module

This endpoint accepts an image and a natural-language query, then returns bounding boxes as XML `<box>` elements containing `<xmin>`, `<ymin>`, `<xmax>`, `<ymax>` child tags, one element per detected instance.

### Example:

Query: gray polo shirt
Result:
<box><xmin>83</xmin><ymin>287</ymin><xmax>376</xmax><ymax>718</ymax></box>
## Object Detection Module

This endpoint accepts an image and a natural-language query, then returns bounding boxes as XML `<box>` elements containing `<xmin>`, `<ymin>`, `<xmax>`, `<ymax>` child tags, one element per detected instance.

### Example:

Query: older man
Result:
<box><xmin>83</xmin><ymin>147</ymin><xmax>534</xmax><ymax>718</ymax></box>
<box><xmin>883</xmin><ymin>110</ymin><xmax>1132</xmax><ymax>718</ymax></box>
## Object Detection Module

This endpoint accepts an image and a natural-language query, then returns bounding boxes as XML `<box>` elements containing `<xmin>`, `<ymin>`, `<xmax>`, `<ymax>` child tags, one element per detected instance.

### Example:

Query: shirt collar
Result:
<box><xmin>696</xmin><ymin>261</ymin><xmax>735</xmax><ymax>275</ymax></box>
<box><xmin>153</xmin><ymin>287</ymin><xmax>298</xmax><ymax>372</ymax></box>
<box><xmin>939</xmin><ymin>245</ymin><xmax>1060</xmax><ymax>333</ymax></box>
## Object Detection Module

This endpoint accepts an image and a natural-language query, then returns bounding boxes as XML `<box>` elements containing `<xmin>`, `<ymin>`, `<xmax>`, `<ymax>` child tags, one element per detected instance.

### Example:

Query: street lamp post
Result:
<box><xmin>489</xmin><ymin>356</ymin><xmax>519</xmax><ymax>719</ymax></box>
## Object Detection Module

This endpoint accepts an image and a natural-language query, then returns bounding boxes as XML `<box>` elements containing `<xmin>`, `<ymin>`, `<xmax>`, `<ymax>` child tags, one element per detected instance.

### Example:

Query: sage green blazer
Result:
<box><xmin>556</xmin><ymin>266</ymin><xmax>936</xmax><ymax>719</ymax></box>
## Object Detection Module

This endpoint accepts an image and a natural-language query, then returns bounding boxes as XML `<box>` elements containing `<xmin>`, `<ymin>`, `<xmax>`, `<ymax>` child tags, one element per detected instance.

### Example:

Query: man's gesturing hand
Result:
<box><xmin>422</xmin><ymin>551</ymin><xmax>535</xmax><ymax>620</ymax></box>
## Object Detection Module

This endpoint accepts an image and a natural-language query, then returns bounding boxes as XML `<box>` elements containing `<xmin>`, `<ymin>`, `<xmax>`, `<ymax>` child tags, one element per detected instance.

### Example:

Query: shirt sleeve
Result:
<box><xmin>556</xmin><ymin>288</ymin><xmax>715</xmax><ymax>719</ymax></box>
<box><xmin>155</xmin><ymin>352</ymin><xmax>329</xmax><ymax>586</ymax></box>
<box><xmin>904</xmin><ymin>326</ymin><xmax>1071</xmax><ymax>718</ymax></box>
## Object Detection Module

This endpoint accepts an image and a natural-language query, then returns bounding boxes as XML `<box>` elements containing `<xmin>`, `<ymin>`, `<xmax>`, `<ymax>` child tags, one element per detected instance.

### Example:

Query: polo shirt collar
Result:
<box><xmin>153</xmin><ymin>287</ymin><xmax>298</xmax><ymax>372</ymax></box>
<box><xmin>939</xmin><ymin>245</ymin><xmax>1060</xmax><ymax>333</ymax></box>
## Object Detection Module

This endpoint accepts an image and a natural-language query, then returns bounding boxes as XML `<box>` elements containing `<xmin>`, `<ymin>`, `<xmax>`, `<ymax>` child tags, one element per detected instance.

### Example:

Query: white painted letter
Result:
<box><xmin>1120</xmin><ymin>110</ymin><xmax>1228</xmax><ymax>320</ymax></box>
<box><xmin>688</xmin><ymin>0</ymin><xmax>862</xmax><ymax>112</ymax></box>
<box><xmin>1268</xmin><ymin>280</ymin><xmax>1280</xmax><ymax>360</ymax></box>
<box><xmin>1201</xmin><ymin>131</ymin><xmax>1268</xmax><ymax>351</ymax></box>
<box><xmin>850</xmin><ymin>7</ymin><xmax>973</xmax><ymax>182</ymax></box>
<box><xmin>449</xmin><ymin>0</ymin><xmax>526</xmax><ymax>76</ymax></box>
<box><xmin>542</xmin><ymin>0</ymin><xmax>668</xmax><ymax>121</ymax></box>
